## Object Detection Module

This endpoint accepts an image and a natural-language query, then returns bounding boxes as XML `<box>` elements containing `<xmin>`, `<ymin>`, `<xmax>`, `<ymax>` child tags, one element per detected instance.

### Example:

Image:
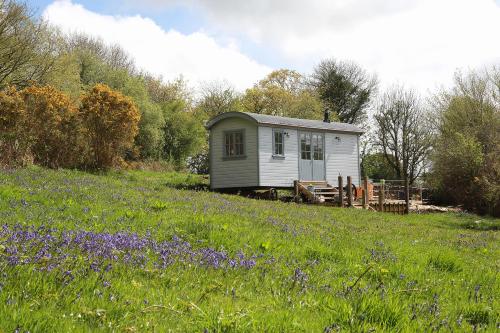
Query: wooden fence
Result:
<box><xmin>370</xmin><ymin>202</ymin><xmax>408</xmax><ymax>215</ymax></box>
<box><xmin>336</xmin><ymin>176</ymin><xmax>411</xmax><ymax>215</ymax></box>
<box><xmin>372</xmin><ymin>181</ymin><xmax>426</xmax><ymax>202</ymax></box>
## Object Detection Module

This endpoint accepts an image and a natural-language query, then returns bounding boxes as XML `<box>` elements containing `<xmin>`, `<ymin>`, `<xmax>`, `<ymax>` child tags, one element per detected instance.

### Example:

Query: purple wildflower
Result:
<box><xmin>0</xmin><ymin>224</ymin><xmax>261</xmax><ymax>280</ymax></box>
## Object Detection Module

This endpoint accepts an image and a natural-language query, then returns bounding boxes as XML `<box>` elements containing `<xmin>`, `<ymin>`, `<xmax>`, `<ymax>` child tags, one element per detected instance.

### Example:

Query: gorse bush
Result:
<box><xmin>0</xmin><ymin>85</ymin><xmax>81</xmax><ymax>168</ymax></box>
<box><xmin>0</xmin><ymin>87</ymin><xmax>31</xmax><ymax>167</ymax></box>
<box><xmin>0</xmin><ymin>84</ymin><xmax>140</xmax><ymax>170</ymax></box>
<box><xmin>80</xmin><ymin>84</ymin><xmax>140</xmax><ymax>169</ymax></box>
<box><xmin>21</xmin><ymin>85</ymin><xmax>82</xmax><ymax>168</ymax></box>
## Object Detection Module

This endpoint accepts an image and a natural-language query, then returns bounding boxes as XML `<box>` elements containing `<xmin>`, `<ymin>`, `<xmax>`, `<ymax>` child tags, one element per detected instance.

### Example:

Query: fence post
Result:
<box><xmin>338</xmin><ymin>176</ymin><xmax>344</xmax><ymax>207</ymax></box>
<box><xmin>404</xmin><ymin>176</ymin><xmax>410</xmax><ymax>214</ymax></box>
<box><xmin>362</xmin><ymin>176</ymin><xmax>368</xmax><ymax>209</ymax></box>
<box><xmin>346</xmin><ymin>176</ymin><xmax>352</xmax><ymax>207</ymax></box>
<box><xmin>378</xmin><ymin>179</ymin><xmax>385</xmax><ymax>212</ymax></box>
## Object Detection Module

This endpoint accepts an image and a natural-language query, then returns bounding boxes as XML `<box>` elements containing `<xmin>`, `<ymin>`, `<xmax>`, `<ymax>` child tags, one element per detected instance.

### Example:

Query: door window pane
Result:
<box><xmin>301</xmin><ymin>133</ymin><xmax>311</xmax><ymax>160</ymax></box>
<box><xmin>313</xmin><ymin>134</ymin><xmax>324</xmax><ymax>160</ymax></box>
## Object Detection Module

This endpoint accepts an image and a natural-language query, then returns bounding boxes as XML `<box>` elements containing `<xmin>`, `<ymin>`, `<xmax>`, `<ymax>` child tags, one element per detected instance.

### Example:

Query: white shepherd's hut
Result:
<box><xmin>206</xmin><ymin>111</ymin><xmax>364</xmax><ymax>190</ymax></box>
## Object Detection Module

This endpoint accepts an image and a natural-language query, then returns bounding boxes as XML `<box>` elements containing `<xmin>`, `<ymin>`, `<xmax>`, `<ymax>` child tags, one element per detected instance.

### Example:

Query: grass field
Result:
<box><xmin>0</xmin><ymin>167</ymin><xmax>498</xmax><ymax>332</ymax></box>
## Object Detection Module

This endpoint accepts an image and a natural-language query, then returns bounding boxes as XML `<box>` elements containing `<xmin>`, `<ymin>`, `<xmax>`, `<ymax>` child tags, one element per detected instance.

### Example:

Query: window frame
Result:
<box><xmin>272</xmin><ymin>128</ymin><xmax>285</xmax><ymax>159</ymax></box>
<box><xmin>222</xmin><ymin>129</ymin><xmax>246</xmax><ymax>160</ymax></box>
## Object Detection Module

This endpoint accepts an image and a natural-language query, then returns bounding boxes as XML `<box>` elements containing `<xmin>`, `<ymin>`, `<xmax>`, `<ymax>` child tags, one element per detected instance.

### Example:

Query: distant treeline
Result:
<box><xmin>0</xmin><ymin>0</ymin><xmax>498</xmax><ymax>215</ymax></box>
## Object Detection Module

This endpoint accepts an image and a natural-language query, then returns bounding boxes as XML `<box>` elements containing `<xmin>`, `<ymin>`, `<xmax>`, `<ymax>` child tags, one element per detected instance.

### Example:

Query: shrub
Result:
<box><xmin>0</xmin><ymin>87</ymin><xmax>32</xmax><ymax>167</ymax></box>
<box><xmin>161</xmin><ymin>101</ymin><xmax>205</xmax><ymax>167</ymax></box>
<box><xmin>80</xmin><ymin>84</ymin><xmax>140</xmax><ymax>169</ymax></box>
<box><xmin>187</xmin><ymin>149</ymin><xmax>209</xmax><ymax>174</ymax></box>
<box><xmin>135</xmin><ymin>102</ymin><xmax>165</xmax><ymax>159</ymax></box>
<box><xmin>20</xmin><ymin>85</ymin><xmax>81</xmax><ymax>168</ymax></box>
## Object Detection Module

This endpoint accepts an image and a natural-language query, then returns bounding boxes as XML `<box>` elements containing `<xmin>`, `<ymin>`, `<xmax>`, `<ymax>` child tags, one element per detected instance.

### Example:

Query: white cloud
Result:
<box><xmin>44</xmin><ymin>0</ymin><xmax>500</xmax><ymax>94</ymax></box>
<box><xmin>141</xmin><ymin>0</ymin><xmax>500</xmax><ymax>93</ymax></box>
<box><xmin>43</xmin><ymin>0</ymin><xmax>272</xmax><ymax>91</ymax></box>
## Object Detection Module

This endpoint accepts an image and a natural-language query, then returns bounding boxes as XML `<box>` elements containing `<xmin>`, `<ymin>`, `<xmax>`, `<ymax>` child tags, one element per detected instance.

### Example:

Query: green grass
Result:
<box><xmin>0</xmin><ymin>166</ymin><xmax>498</xmax><ymax>332</ymax></box>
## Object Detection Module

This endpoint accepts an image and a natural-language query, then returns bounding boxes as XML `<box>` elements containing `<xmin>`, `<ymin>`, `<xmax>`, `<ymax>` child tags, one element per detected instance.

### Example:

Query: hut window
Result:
<box><xmin>273</xmin><ymin>129</ymin><xmax>285</xmax><ymax>157</ymax></box>
<box><xmin>223</xmin><ymin>130</ymin><xmax>245</xmax><ymax>158</ymax></box>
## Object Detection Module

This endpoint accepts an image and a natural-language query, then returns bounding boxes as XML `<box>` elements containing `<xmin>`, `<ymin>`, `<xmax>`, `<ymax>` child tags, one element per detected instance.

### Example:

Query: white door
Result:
<box><xmin>299</xmin><ymin>132</ymin><xmax>325</xmax><ymax>181</ymax></box>
<box><xmin>299</xmin><ymin>132</ymin><xmax>312</xmax><ymax>180</ymax></box>
<box><xmin>311</xmin><ymin>133</ymin><xmax>325</xmax><ymax>181</ymax></box>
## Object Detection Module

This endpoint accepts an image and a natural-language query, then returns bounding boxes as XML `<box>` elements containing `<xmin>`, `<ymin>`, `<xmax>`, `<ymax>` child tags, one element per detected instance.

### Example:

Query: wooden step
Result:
<box><xmin>299</xmin><ymin>180</ymin><xmax>327</xmax><ymax>183</ymax></box>
<box><xmin>297</xmin><ymin>180</ymin><xmax>343</xmax><ymax>205</ymax></box>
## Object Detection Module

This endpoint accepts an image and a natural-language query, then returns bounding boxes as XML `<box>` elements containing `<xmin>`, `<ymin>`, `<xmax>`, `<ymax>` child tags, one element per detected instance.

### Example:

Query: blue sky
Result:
<box><xmin>29</xmin><ymin>0</ymin><xmax>286</xmax><ymax>71</ymax></box>
<box><xmin>31</xmin><ymin>0</ymin><xmax>207</xmax><ymax>35</ymax></box>
<box><xmin>29</xmin><ymin>0</ymin><xmax>500</xmax><ymax>92</ymax></box>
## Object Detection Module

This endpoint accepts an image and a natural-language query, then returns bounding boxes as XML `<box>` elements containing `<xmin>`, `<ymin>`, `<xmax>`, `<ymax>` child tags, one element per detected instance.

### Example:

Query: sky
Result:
<box><xmin>28</xmin><ymin>0</ymin><xmax>500</xmax><ymax>94</ymax></box>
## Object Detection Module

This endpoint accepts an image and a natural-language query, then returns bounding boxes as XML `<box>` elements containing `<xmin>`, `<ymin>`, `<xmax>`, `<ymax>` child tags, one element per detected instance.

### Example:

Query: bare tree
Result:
<box><xmin>0</xmin><ymin>0</ymin><xmax>58</xmax><ymax>88</ymax></box>
<box><xmin>374</xmin><ymin>85</ymin><xmax>432</xmax><ymax>184</ymax></box>
<box><xmin>65</xmin><ymin>33</ymin><xmax>137</xmax><ymax>74</ymax></box>
<box><xmin>310</xmin><ymin>59</ymin><xmax>377</xmax><ymax>124</ymax></box>
<box><xmin>197</xmin><ymin>81</ymin><xmax>241</xmax><ymax>119</ymax></box>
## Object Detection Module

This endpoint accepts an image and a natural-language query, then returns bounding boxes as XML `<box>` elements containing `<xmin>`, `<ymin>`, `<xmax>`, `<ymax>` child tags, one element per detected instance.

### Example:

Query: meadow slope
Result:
<box><xmin>0</xmin><ymin>167</ymin><xmax>498</xmax><ymax>332</ymax></box>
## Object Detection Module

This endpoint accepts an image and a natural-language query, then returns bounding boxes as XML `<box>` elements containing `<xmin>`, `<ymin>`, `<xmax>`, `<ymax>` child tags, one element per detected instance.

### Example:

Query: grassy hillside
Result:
<box><xmin>0</xmin><ymin>167</ymin><xmax>498</xmax><ymax>332</ymax></box>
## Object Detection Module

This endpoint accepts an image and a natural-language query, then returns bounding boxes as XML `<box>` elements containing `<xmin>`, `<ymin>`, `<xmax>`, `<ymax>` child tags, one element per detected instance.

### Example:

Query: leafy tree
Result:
<box><xmin>65</xmin><ymin>34</ymin><xmax>136</xmax><ymax>75</ymax></box>
<box><xmin>242</xmin><ymin>69</ymin><xmax>324</xmax><ymax>120</ymax></box>
<box><xmin>41</xmin><ymin>52</ymin><xmax>82</xmax><ymax>102</ymax></box>
<box><xmin>142</xmin><ymin>75</ymin><xmax>200</xmax><ymax>160</ymax></box>
<box><xmin>0</xmin><ymin>0</ymin><xmax>58</xmax><ymax>88</ymax></box>
<box><xmin>135</xmin><ymin>102</ymin><xmax>165</xmax><ymax>159</ymax></box>
<box><xmin>310</xmin><ymin>59</ymin><xmax>377</xmax><ymax>124</ymax></box>
<box><xmin>260</xmin><ymin>69</ymin><xmax>304</xmax><ymax>93</ymax></box>
<box><xmin>430</xmin><ymin>68</ymin><xmax>500</xmax><ymax>215</ymax></box>
<box><xmin>143</xmin><ymin>75</ymin><xmax>192</xmax><ymax>105</ymax></box>
<box><xmin>80</xmin><ymin>84</ymin><xmax>140</xmax><ymax>169</ymax></box>
<box><xmin>361</xmin><ymin>153</ymin><xmax>400</xmax><ymax>180</ymax></box>
<box><xmin>63</xmin><ymin>46</ymin><xmax>166</xmax><ymax>160</ymax></box>
<box><xmin>161</xmin><ymin>101</ymin><xmax>205</xmax><ymax>167</ymax></box>
<box><xmin>373</xmin><ymin>85</ymin><xmax>432</xmax><ymax>184</ymax></box>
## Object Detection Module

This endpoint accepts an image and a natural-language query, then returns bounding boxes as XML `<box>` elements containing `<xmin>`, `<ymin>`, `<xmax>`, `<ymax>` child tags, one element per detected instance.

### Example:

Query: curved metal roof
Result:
<box><xmin>206</xmin><ymin>112</ymin><xmax>364</xmax><ymax>134</ymax></box>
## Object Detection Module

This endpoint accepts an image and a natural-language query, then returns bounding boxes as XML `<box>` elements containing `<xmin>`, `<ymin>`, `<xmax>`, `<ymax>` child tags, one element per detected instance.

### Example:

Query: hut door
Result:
<box><xmin>299</xmin><ymin>132</ymin><xmax>325</xmax><ymax>181</ymax></box>
<box><xmin>311</xmin><ymin>133</ymin><xmax>325</xmax><ymax>181</ymax></box>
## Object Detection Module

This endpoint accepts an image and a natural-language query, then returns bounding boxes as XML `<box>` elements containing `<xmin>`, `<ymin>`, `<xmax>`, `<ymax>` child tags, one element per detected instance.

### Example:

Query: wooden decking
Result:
<box><xmin>295</xmin><ymin>179</ymin><xmax>410</xmax><ymax>214</ymax></box>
